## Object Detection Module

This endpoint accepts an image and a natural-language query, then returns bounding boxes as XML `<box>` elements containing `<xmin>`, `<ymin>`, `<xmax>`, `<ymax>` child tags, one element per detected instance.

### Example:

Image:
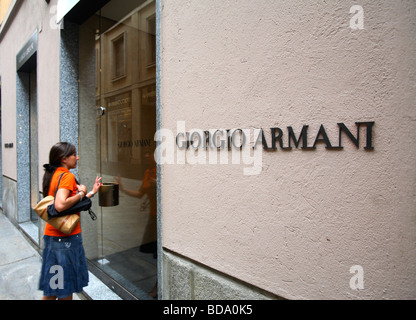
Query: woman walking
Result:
<box><xmin>39</xmin><ymin>142</ymin><xmax>102</xmax><ymax>300</ymax></box>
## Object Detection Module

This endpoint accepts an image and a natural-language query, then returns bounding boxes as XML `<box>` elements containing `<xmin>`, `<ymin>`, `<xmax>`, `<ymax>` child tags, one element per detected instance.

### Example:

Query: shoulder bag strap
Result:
<box><xmin>53</xmin><ymin>173</ymin><xmax>66</xmax><ymax>203</ymax></box>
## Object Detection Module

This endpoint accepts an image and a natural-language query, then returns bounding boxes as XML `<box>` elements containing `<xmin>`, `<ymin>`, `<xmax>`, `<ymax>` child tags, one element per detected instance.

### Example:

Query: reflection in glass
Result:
<box><xmin>82</xmin><ymin>0</ymin><xmax>157</xmax><ymax>300</ymax></box>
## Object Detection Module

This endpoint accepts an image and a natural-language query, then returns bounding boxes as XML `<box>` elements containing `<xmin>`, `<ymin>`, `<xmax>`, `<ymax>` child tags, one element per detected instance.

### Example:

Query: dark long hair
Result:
<box><xmin>42</xmin><ymin>142</ymin><xmax>77</xmax><ymax>196</ymax></box>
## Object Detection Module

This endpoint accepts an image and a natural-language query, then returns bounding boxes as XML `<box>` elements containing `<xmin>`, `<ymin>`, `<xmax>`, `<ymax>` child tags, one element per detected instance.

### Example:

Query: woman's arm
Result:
<box><xmin>54</xmin><ymin>188</ymin><xmax>83</xmax><ymax>212</ymax></box>
<box><xmin>123</xmin><ymin>188</ymin><xmax>144</xmax><ymax>199</ymax></box>
<box><xmin>114</xmin><ymin>175</ymin><xmax>144</xmax><ymax>199</ymax></box>
<box><xmin>55</xmin><ymin>176</ymin><xmax>102</xmax><ymax>211</ymax></box>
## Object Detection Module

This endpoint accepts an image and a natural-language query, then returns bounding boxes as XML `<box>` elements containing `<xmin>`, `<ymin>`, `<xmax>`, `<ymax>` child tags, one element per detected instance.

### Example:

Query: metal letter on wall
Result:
<box><xmin>16</xmin><ymin>31</ymin><xmax>37</xmax><ymax>72</ymax></box>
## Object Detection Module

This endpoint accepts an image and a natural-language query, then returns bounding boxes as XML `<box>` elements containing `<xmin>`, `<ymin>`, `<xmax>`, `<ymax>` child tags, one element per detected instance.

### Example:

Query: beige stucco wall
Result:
<box><xmin>160</xmin><ymin>0</ymin><xmax>416</xmax><ymax>299</ymax></box>
<box><xmin>36</xmin><ymin>0</ymin><xmax>60</xmax><ymax>183</ymax></box>
<box><xmin>0</xmin><ymin>0</ymin><xmax>13</xmax><ymax>24</ymax></box>
<box><xmin>0</xmin><ymin>0</ymin><xmax>60</xmax><ymax>182</ymax></box>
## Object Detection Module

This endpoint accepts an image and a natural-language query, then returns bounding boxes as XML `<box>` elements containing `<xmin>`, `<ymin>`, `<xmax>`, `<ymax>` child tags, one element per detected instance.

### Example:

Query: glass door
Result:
<box><xmin>92</xmin><ymin>0</ymin><xmax>157</xmax><ymax>299</ymax></box>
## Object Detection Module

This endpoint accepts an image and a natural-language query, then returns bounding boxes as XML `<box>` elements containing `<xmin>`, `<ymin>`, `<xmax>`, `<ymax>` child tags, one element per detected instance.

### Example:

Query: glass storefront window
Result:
<box><xmin>80</xmin><ymin>0</ymin><xmax>157</xmax><ymax>300</ymax></box>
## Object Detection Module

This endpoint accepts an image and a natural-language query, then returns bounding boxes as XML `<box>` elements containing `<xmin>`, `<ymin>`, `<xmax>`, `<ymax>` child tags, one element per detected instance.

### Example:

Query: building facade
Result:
<box><xmin>0</xmin><ymin>0</ymin><xmax>415</xmax><ymax>300</ymax></box>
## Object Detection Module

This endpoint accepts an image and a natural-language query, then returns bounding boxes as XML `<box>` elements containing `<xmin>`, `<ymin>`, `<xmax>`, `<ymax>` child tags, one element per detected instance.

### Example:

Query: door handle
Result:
<box><xmin>96</xmin><ymin>106</ymin><xmax>106</xmax><ymax>116</ymax></box>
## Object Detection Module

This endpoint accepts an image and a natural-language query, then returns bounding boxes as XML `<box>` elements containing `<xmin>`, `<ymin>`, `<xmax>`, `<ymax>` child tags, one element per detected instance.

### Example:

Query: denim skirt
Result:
<box><xmin>38</xmin><ymin>233</ymin><xmax>89</xmax><ymax>298</ymax></box>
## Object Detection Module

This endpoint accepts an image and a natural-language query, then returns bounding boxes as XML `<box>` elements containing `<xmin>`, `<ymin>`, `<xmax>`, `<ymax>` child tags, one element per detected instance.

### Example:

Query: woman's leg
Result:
<box><xmin>42</xmin><ymin>294</ymin><xmax>73</xmax><ymax>300</ymax></box>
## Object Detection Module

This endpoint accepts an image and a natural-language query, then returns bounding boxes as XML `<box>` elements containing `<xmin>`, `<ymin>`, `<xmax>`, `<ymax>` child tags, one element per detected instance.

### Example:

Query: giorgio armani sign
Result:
<box><xmin>155</xmin><ymin>121</ymin><xmax>375</xmax><ymax>175</ymax></box>
<box><xmin>174</xmin><ymin>122</ymin><xmax>374</xmax><ymax>151</ymax></box>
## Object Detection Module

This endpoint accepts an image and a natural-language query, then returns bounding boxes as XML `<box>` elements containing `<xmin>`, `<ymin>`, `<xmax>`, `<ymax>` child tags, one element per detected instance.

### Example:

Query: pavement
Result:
<box><xmin>0</xmin><ymin>212</ymin><xmax>79</xmax><ymax>300</ymax></box>
<box><xmin>0</xmin><ymin>211</ymin><xmax>122</xmax><ymax>300</ymax></box>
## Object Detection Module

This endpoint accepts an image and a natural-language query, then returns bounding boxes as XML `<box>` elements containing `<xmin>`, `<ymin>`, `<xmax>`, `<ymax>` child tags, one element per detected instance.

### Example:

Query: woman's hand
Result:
<box><xmin>92</xmin><ymin>176</ymin><xmax>103</xmax><ymax>194</ymax></box>
<box><xmin>114</xmin><ymin>175</ymin><xmax>124</xmax><ymax>191</ymax></box>
<box><xmin>77</xmin><ymin>184</ymin><xmax>87</xmax><ymax>195</ymax></box>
